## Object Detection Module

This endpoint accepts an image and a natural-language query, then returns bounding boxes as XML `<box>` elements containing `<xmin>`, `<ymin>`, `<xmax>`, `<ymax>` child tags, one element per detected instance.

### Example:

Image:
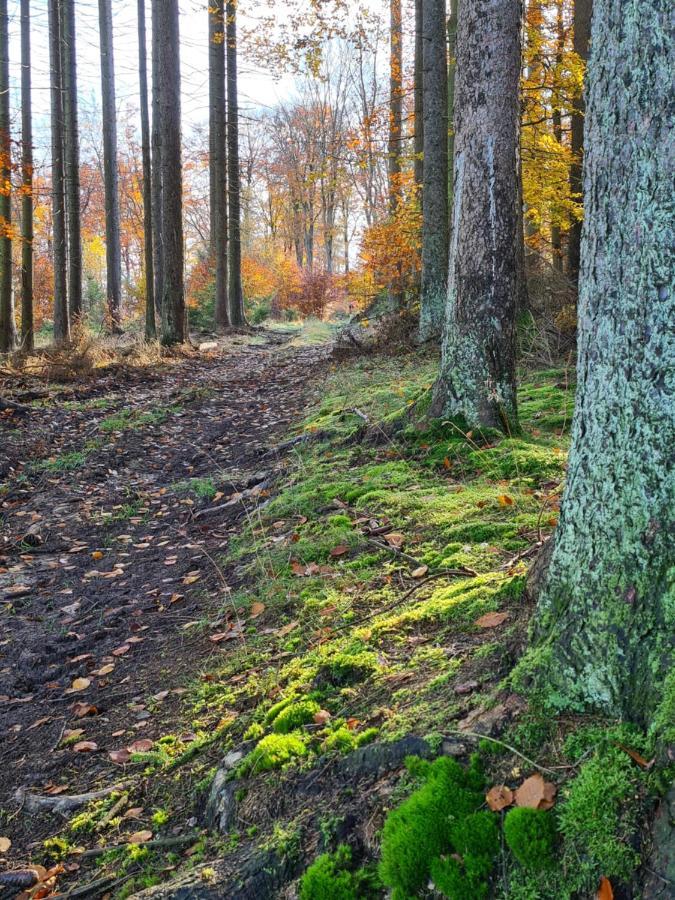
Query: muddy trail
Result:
<box><xmin>0</xmin><ymin>334</ymin><xmax>329</xmax><ymax>890</ymax></box>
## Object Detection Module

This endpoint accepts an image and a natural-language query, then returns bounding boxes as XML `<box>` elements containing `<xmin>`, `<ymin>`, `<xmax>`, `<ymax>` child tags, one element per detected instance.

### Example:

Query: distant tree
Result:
<box><xmin>20</xmin><ymin>0</ymin><xmax>33</xmax><ymax>351</ymax></box>
<box><xmin>431</xmin><ymin>0</ymin><xmax>522</xmax><ymax>431</ymax></box>
<box><xmin>226</xmin><ymin>0</ymin><xmax>245</xmax><ymax>326</ymax></box>
<box><xmin>532</xmin><ymin>0</ymin><xmax>673</xmax><ymax>721</ymax></box>
<box><xmin>210</xmin><ymin>0</ymin><xmax>228</xmax><ymax>330</ymax></box>
<box><xmin>48</xmin><ymin>0</ymin><xmax>69</xmax><ymax>346</ymax></box>
<box><xmin>61</xmin><ymin>0</ymin><xmax>83</xmax><ymax>320</ymax></box>
<box><xmin>418</xmin><ymin>0</ymin><xmax>448</xmax><ymax>342</ymax></box>
<box><xmin>567</xmin><ymin>0</ymin><xmax>592</xmax><ymax>281</ymax></box>
<box><xmin>157</xmin><ymin>0</ymin><xmax>186</xmax><ymax>343</ymax></box>
<box><xmin>0</xmin><ymin>0</ymin><xmax>15</xmax><ymax>352</ymax></box>
<box><xmin>137</xmin><ymin>0</ymin><xmax>156</xmax><ymax>340</ymax></box>
<box><xmin>98</xmin><ymin>0</ymin><xmax>122</xmax><ymax>332</ymax></box>
<box><xmin>151</xmin><ymin>0</ymin><xmax>164</xmax><ymax>316</ymax></box>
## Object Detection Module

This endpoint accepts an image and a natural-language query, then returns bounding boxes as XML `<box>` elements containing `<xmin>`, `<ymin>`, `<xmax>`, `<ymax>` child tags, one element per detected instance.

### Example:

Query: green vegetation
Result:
<box><xmin>300</xmin><ymin>846</ymin><xmax>380</xmax><ymax>900</ymax></box>
<box><xmin>240</xmin><ymin>733</ymin><xmax>308</xmax><ymax>774</ymax></box>
<box><xmin>503</xmin><ymin>808</ymin><xmax>555</xmax><ymax>870</ymax></box>
<box><xmin>271</xmin><ymin>700</ymin><xmax>321</xmax><ymax>734</ymax></box>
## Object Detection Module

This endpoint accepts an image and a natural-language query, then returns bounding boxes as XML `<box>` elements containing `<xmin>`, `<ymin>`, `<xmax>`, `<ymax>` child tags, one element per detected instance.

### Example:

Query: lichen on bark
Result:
<box><xmin>529</xmin><ymin>0</ymin><xmax>674</xmax><ymax>723</ymax></box>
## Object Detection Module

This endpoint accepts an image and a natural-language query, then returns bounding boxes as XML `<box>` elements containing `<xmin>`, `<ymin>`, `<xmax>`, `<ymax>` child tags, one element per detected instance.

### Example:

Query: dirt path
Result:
<box><xmin>0</xmin><ymin>335</ymin><xmax>328</xmax><ymax>873</ymax></box>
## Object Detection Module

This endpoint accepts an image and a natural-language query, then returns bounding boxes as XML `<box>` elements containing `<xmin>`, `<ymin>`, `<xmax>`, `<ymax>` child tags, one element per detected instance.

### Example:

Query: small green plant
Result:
<box><xmin>240</xmin><ymin>733</ymin><xmax>307</xmax><ymax>774</ymax></box>
<box><xmin>503</xmin><ymin>808</ymin><xmax>556</xmax><ymax>871</ymax></box>
<box><xmin>300</xmin><ymin>845</ymin><xmax>379</xmax><ymax>900</ymax></box>
<box><xmin>272</xmin><ymin>700</ymin><xmax>321</xmax><ymax>734</ymax></box>
<box><xmin>151</xmin><ymin>809</ymin><xmax>170</xmax><ymax>828</ymax></box>
<box><xmin>42</xmin><ymin>836</ymin><xmax>71</xmax><ymax>861</ymax></box>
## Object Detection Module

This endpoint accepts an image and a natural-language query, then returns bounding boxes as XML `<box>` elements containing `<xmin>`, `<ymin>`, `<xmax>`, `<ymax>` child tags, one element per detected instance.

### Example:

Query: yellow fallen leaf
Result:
<box><xmin>91</xmin><ymin>551</ymin><xmax>104</xmax><ymax>560</ymax></box>
<box><xmin>128</xmin><ymin>830</ymin><xmax>153</xmax><ymax>844</ymax></box>
<box><xmin>0</xmin><ymin>836</ymin><xmax>11</xmax><ymax>853</ymax></box>
<box><xmin>70</xmin><ymin>677</ymin><xmax>91</xmax><ymax>692</ymax></box>
<box><xmin>250</xmin><ymin>602</ymin><xmax>265</xmax><ymax>618</ymax></box>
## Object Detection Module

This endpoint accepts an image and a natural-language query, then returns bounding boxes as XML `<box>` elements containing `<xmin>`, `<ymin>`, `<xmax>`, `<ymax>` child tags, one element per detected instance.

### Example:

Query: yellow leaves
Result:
<box><xmin>0</xmin><ymin>837</ymin><xmax>11</xmax><ymax>854</ymax></box>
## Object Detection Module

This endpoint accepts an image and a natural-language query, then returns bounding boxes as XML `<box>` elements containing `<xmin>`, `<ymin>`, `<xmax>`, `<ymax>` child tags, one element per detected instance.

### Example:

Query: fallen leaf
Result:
<box><xmin>69</xmin><ymin>677</ymin><xmax>91</xmax><ymax>692</ymax></box>
<box><xmin>345</xmin><ymin>717</ymin><xmax>360</xmax><ymax>731</ymax></box>
<box><xmin>0</xmin><ymin>836</ymin><xmax>11</xmax><ymax>853</ymax></box>
<box><xmin>498</xmin><ymin>494</ymin><xmax>515</xmax><ymax>506</ymax></box>
<box><xmin>597</xmin><ymin>876</ymin><xmax>613</xmax><ymax>900</ymax></box>
<box><xmin>383</xmin><ymin>533</ymin><xmax>405</xmax><ymax>549</ymax></box>
<box><xmin>124</xmin><ymin>807</ymin><xmax>144</xmax><ymax>820</ymax></box>
<box><xmin>72</xmin><ymin>741</ymin><xmax>98</xmax><ymax>753</ymax></box>
<box><xmin>91</xmin><ymin>551</ymin><xmax>104</xmax><ymax>560</ymax></box>
<box><xmin>515</xmin><ymin>773</ymin><xmax>557</xmax><ymax>810</ymax></box>
<box><xmin>616</xmin><ymin>744</ymin><xmax>655</xmax><ymax>770</ymax></box>
<box><xmin>112</xmin><ymin>645</ymin><xmax>131</xmax><ymax>656</ymax></box>
<box><xmin>72</xmin><ymin>703</ymin><xmax>98</xmax><ymax>719</ymax></box>
<box><xmin>209</xmin><ymin>632</ymin><xmax>229</xmax><ymax>643</ymax></box>
<box><xmin>109</xmin><ymin>749</ymin><xmax>131</xmax><ymax>764</ymax></box>
<box><xmin>411</xmin><ymin>565</ymin><xmax>429</xmax><ymax>579</ymax></box>
<box><xmin>291</xmin><ymin>561</ymin><xmax>306</xmax><ymax>576</ymax></box>
<box><xmin>330</xmin><ymin>544</ymin><xmax>350</xmax><ymax>558</ymax></box>
<box><xmin>314</xmin><ymin>709</ymin><xmax>331</xmax><ymax>726</ymax></box>
<box><xmin>277</xmin><ymin>621</ymin><xmax>298</xmax><ymax>637</ymax></box>
<box><xmin>182</xmin><ymin>574</ymin><xmax>201</xmax><ymax>585</ymax></box>
<box><xmin>127</xmin><ymin>830</ymin><xmax>153</xmax><ymax>844</ymax></box>
<box><xmin>128</xmin><ymin>739</ymin><xmax>153</xmax><ymax>753</ymax></box>
<box><xmin>27</xmin><ymin>716</ymin><xmax>52</xmax><ymax>730</ymax></box>
<box><xmin>250</xmin><ymin>601</ymin><xmax>265</xmax><ymax>618</ymax></box>
<box><xmin>486</xmin><ymin>785</ymin><xmax>514</xmax><ymax>812</ymax></box>
<box><xmin>475</xmin><ymin>611</ymin><xmax>510</xmax><ymax>628</ymax></box>
<box><xmin>92</xmin><ymin>663</ymin><xmax>115</xmax><ymax>676</ymax></box>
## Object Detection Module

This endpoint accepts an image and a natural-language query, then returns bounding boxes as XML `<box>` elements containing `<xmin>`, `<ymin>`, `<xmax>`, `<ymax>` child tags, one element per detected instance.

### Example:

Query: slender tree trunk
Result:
<box><xmin>137</xmin><ymin>0</ymin><xmax>155</xmax><ymax>340</ymax></box>
<box><xmin>48</xmin><ymin>0</ymin><xmax>69</xmax><ymax>346</ymax></box>
<box><xmin>418</xmin><ymin>0</ymin><xmax>449</xmax><ymax>342</ymax></box>
<box><xmin>447</xmin><ymin>0</ymin><xmax>457</xmax><ymax>207</ymax></box>
<box><xmin>98</xmin><ymin>0</ymin><xmax>122</xmax><ymax>333</ymax></box>
<box><xmin>158</xmin><ymin>0</ymin><xmax>186</xmax><ymax>344</ymax></box>
<box><xmin>61</xmin><ymin>0</ymin><xmax>82</xmax><ymax>321</ymax></box>
<box><xmin>226</xmin><ymin>0</ymin><xmax>244</xmax><ymax>326</ymax></box>
<box><xmin>151</xmin><ymin>0</ymin><xmax>163</xmax><ymax>316</ymax></box>
<box><xmin>20</xmin><ymin>0</ymin><xmax>33</xmax><ymax>352</ymax></box>
<box><xmin>430</xmin><ymin>0</ymin><xmax>522</xmax><ymax>432</ymax></box>
<box><xmin>388</xmin><ymin>0</ymin><xmax>404</xmax><ymax>307</ymax></box>
<box><xmin>0</xmin><ymin>0</ymin><xmax>14</xmax><ymax>352</ymax></box>
<box><xmin>550</xmin><ymin>0</ymin><xmax>564</xmax><ymax>271</ymax></box>
<box><xmin>211</xmin><ymin>0</ymin><xmax>229</xmax><ymax>330</ymax></box>
<box><xmin>567</xmin><ymin>0</ymin><xmax>592</xmax><ymax>283</ymax></box>
<box><xmin>532</xmin><ymin>0</ymin><xmax>673</xmax><ymax>722</ymax></box>
<box><xmin>413</xmin><ymin>0</ymin><xmax>424</xmax><ymax>196</ymax></box>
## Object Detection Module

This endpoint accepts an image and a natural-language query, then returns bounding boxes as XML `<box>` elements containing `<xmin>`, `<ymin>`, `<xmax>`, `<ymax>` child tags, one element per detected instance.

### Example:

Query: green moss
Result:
<box><xmin>300</xmin><ymin>846</ymin><xmax>362</xmax><ymax>900</ymax></box>
<box><xmin>240</xmin><ymin>733</ymin><xmax>307</xmax><ymax>775</ymax></box>
<box><xmin>263</xmin><ymin>696</ymin><xmax>295</xmax><ymax>726</ymax></box>
<box><xmin>378</xmin><ymin>757</ymin><xmax>492</xmax><ymax>899</ymax></box>
<box><xmin>272</xmin><ymin>700</ymin><xmax>321</xmax><ymax>734</ymax></box>
<box><xmin>503</xmin><ymin>808</ymin><xmax>556</xmax><ymax>871</ymax></box>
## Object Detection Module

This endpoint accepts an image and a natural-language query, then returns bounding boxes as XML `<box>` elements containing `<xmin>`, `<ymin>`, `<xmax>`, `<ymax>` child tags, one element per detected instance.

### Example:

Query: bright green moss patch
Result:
<box><xmin>272</xmin><ymin>700</ymin><xmax>321</xmax><ymax>734</ymax></box>
<box><xmin>300</xmin><ymin>845</ymin><xmax>380</xmax><ymax>900</ymax></box>
<box><xmin>240</xmin><ymin>733</ymin><xmax>308</xmax><ymax>775</ymax></box>
<box><xmin>503</xmin><ymin>808</ymin><xmax>556</xmax><ymax>871</ymax></box>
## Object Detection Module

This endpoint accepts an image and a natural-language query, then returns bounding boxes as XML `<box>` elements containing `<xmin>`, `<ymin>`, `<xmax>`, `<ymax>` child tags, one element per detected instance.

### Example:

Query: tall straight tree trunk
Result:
<box><xmin>48</xmin><ymin>0</ymin><xmax>69</xmax><ymax>346</ymax></box>
<box><xmin>532</xmin><ymin>0</ymin><xmax>673</xmax><ymax>722</ymax></box>
<box><xmin>447</xmin><ymin>0</ymin><xmax>457</xmax><ymax>207</ymax></box>
<box><xmin>413</xmin><ymin>0</ymin><xmax>423</xmax><ymax>196</ymax></box>
<box><xmin>98</xmin><ymin>0</ymin><xmax>122</xmax><ymax>333</ymax></box>
<box><xmin>0</xmin><ymin>0</ymin><xmax>14</xmax><ymax>352</ymax></box>
<box><xmin>151</xmin><ymin>0</ymin><xmax>163</xmax><ymax>316</ymax></box>
<box><xmin>137</xmin><ymin>0</ymin><xmax>155</xmax><ymax>340</ymax></box>
<box><xmin>430</xmin><ymin>0</ymin><xmax>522</xmax><ymax>431</ymax></box>
<box><xmin>567</xmin><ymin>0</ymin><xmax>592</xmax><ymax>283</ymax></box>
<box><xmin>158</xmin><ymin>0</ymin><xmax>186</xmax><ymax>344</ymax></box>
<box><xmin>211</xmin><ymin>0</ymin><xmax>229</xmax><ymax>330</ymax></box>
<box><xmin>226</xmin><ymin>0</ymin><xmax>244</xmax><ymax>326</ymax></box>
<box><xmin>20</xmin><ymin>0</ymin><xmax>33</xmax><ymax>352</ymax></box>
<box><xmin>388</xmin><ymin>0</ymin><xmax>404</xmax><ymax>307</ymax></box>
<box><xmin>61</xmin><ymin>0</ymin><xmax>82</xmax><ymax>321</ymax></box>
<box><xmin>549</xmin><ymin>0</ymin><xmax>564</xmax><ymax>271</ymax></box>
<box><xmin>418</xmin><ymin>0</ymin><xmax>449</xmax><ymax>342</ymax></box>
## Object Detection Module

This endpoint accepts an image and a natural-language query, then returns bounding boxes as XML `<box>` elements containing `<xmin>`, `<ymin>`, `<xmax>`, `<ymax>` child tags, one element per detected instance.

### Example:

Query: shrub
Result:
<box><xmin>504</xmin><ymin>808</ymin><xmax>556</xmax><ymax>870</ymax></box>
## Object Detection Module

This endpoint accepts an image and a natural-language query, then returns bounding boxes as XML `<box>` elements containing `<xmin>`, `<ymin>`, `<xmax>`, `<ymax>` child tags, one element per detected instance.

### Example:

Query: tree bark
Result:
<box><xmin>549</xmin><ymin>0</ymin><xmax>564</xmax><ymax>272</ymax></box>
<box><xmin>61</xmin><ymin>0</ymin><xmax>83</xmax><ymax>321</ymax></box>
<box><xmin>447</xmin><ymin>0</ymin><xmax>457</xmax><ymax>208</ymax></box>
<box><xmin>431</xmin><ymin>0</ymin><xmax>522</xmax><ymax>431</ymax></box>
<box><xmin>0</xmin><ymin>0</ymin><xmax>14</xmax><ymax>352</ymax></box>
<box><xmin>226</xmin><ymin>0</ymin><xmax>244</xmax><ymax>327</ymax></box>
<box><xmin>210</xmin><ymin>0</ymin><xmax>229</xmax><ymax>330</ymax></box>
<box><xmin>532</xmin><ymin>0</ymin><xmax>673</xmax><ymax>722</ymax></box>
<box><xmin>98</xmin><ymin>0</ymin><xmax>122</xmax><ymax>333</ymax></box>
<box><xmin>413</xmin><ymin>0</ymin><xmax>423</xmax><ymax>196</ymax></box>
<box><xmin>20</xmin><ymin>0</ymin><xmax>33</xmax><ymax>352</ymax></box>
<box><xmin>151</xmin><ymin>0</ymin><xmax>163</xmax><ymax>317</ymax></box>
<box><xmin>158</xmin><ymin>0</ymin><xmax>186</xmax><ymax>344</ymax></box>
<box><xmin>567</xmin><ymin>0</ymin><xmax>592</xmax><ymax>283</ymax></box>
<box><xmin>418</xmin><ymin>0</ymin><xmax>449</xmax><ymax>343</ymax></box>
<box><xmin>388</xmin><ymin>0</ymin><xmax>404</xmax><ymax>308</ymax></box>
<box><xmin>48</xmin><ymin>0</ymin><xmax>69</xmax><ymax>346</ymax></box>
<box><xmin>137</xmin><ymin>0</ymin><xmax>155</xmax><ymax>340</ymax></box>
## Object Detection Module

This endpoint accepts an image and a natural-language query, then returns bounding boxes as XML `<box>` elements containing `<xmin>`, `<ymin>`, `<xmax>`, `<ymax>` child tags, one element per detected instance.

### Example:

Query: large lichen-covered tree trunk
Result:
<box><xmin>532</xmin><ymin>0</ymin><xmax>674</xmax><ymax>722</ymax></box>
<box><xmin>430</xmin><ymin>0</ymin><xmax>522</xmax><ymax>431</ymax></box>
<box><xmin>418</xmin><ymin>0</ymin><xmax>448</xmax><ymax>343</ymax></box>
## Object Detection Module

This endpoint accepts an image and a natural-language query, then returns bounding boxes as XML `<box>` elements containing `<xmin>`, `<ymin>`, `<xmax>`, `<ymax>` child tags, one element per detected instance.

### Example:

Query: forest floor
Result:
<box><xmin>0</xmin><ymin>330</ymin><xmax>668</xmax><ymax>900</ymax></box>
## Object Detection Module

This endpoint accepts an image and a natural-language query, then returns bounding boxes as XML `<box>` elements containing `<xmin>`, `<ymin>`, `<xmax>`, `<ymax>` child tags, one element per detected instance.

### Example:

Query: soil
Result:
<box><xmin>0</xmin><ymin>334</ymin><xmax>329</xmax><ymax>884</ymax></box>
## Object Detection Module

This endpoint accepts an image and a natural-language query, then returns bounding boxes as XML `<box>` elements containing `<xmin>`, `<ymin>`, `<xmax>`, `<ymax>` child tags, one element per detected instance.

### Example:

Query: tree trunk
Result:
<box><xmin>532</xmin><ymin>0</ymin><xmax>673</xmax><ymax>722</ymax></box>
<box><xmin>418</xmin><ymin>0</ymin><xmax>449</xmax><ymax>343</ymax></box>
<box><xmin>0</xmin><ymin>0</ymin><xmax>14</xmax><ymax>353</ymax></box>
<box><xmin>549</xmin><ymin>0</ymin><xmax>564</xmax><ymax>272</ymax></box>
<box><xmin>430</xmin><ymin>0</ymin><xmax>522</xmax><ymax>432</ymax></box>
<box><xmin>48</xmin><ymin>0</ymin><xmax>69</xmax><ymax>346</ymax></box>
<box><xmin>210</xmin><ymin>0</ymin><xmax>229</xmax><ymax>330</ymax></box>
<box><xmin>567</xmin><ymin>0</ymin><xmax>592</xmax><ymax>283</ymax></box>
<box><xmin>151</xmin><ymin>0</ymin><xmax>164</xmax><ymax>317</ymax></box>
<box><xmin>447</xmin><ymin>0</ymin><xmax>457</xmax><ymax>208</ymax></box>
<box><xmin>413</xmin><ymin>0</ymin><xmax>423</xmax><ymax>196</ymax></box>
<box><xmin>158</xmin><ymin>0</ymin><xmax>186</xmax><ymax>344</ymax></box>
<box><xmin>226</xmin><ymin>0</ymin><xmax>244</xmax><ymax>327</ymax></box>
<box><xmin>388</xmin><ymin>0</ymin><xmax>404</xmax><ymax>308</ymax></box>
<box><xmin>20</xmin><ymin>0</ymin><xmax>33</xmax><ymax>352</ymax></box>
<box><xmin>137</xmin><ymin>0</ymin><xmax>155</xmax><ymax>340</ymax></box>
<box><xmin>61</xmin><ymin>0</ymin><xmax>83</xmax><ymax>321</ymax></box>
<box><xmin>98</xmin><ymin>0</ymin><xmax>122</xmax><ymax>333</ymax></box>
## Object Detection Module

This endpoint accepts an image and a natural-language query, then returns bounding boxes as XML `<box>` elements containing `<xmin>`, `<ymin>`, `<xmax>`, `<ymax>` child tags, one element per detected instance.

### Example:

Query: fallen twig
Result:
<box><xmin>77</xmin><ymin>832</ymin><xmax>200</xmax><ymax>859</ymax></box>
<box><xmin>444</xmin><ymin>730</ymin><xmax>561</xmax><ymax>777</ymax></box>
<box><xmin>15</xmin><ymin>783</ymin><xmax>127</xmax><ymax>816</ymax></box>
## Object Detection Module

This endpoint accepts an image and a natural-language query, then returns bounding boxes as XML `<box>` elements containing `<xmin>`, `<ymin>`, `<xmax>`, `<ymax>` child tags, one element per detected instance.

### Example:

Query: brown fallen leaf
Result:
<box><xmin>411</xmin><ymin>565</ymin><xmax>429</xmax><ymax>579</ymax></box>
<box><xmin>615</xmin><ymin>744</ymin><xmax>655</xmax><ymax>770</ymax></box>
<box><xmin>276</xmin><ymin>621</ymin><xmax>298</xmax><ymax>637</ymax></box>
<box><xmin>72</xmin><ymin>741</ymin><xmax>98</xmax><ymax>753</ymax></box>
<box><xmin>250</xmin><ymin>601</ymin><xmax>265</xmax><ymax>618</ymax></box>
<box><xmin>514</xmin><ymin>773</ymin><xmax>557</xmax><ymax>810</ymax></box>
<box><xmin>291</xmin><ymin>560</ymin><xmax>306</xmax><ymax>576</ymax></box>
<box><xmin>127</xmin><ymin>830</ymin><xmax>153</xmax><ymax>844</ymax></box>
<box><xmin>486</xmin><ymin>785</ymin><xmax>514</xmax><ymax>812</ymax></box>
<box><xmin>330</xmin><ymin>544</ymin><xmax>350</xmax><ymax>557</ymax></box>
<box><xmin>109</xmin><ymin>749</ymin><xmax>132</xmax><ymax>765</ymax></box>
<box><xmin>92</xmin><ymin>663</ymin><xmax>115</xmax><ymax>676</ymax></box>
<box><xmin>128</xmin><ymin>739</ymin><xmax>153</xmax><ymax>753</ymax></box>
<box><xmin>72</xmin><ymin>703</ymin><xmax>98</xmax><ymax>719</ymax></box>
<box><xmin>112</xmin><ymin>645</ymin><xmax>131</xmax><ymax>656</ymax></box>
<box><xmin>475</xmin><ymin>611</ymin><xmax>510</xmax><ymax>628</ymax></box>
<box><xmin>69</xmin><ymin>677</ymin><xmax>91</xmax><ymax>692</ymax></box>
<box><xmin>91</xmin><ymin>551</ymin><xmax>104</xmax><ymax>560</ymax></box>
<box><xmin>383</xmin><ymin>532</ymin><xmax>405</xmax><ymax>549</ymax></box>
<box><xmin>597</xmin><ymin>876</ymin><xmax>614</xmax><ymax>900</ymax></box>
<box><xmin>123</xmin><ymin>807</ymin><xmax>144</xmax><ymax>820</ymax></box>
<box><xmin>314</xmin><ymin>709</ymin><xmax>331</xmax><ymax>726</ymax></box>
<box><xmin>0</xmin><ymin>836</ymin><xmax>11</xmax><ymax>853</ymax></box>
<box><xmin>498</xmin><ymin>494</ymin><xmax>515</xmax><ymax>507</ymax></box>
<box><xmin>209</xmin><ymin>632</ymin><xmax>229</xmax><ymax>643</ymax></box>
